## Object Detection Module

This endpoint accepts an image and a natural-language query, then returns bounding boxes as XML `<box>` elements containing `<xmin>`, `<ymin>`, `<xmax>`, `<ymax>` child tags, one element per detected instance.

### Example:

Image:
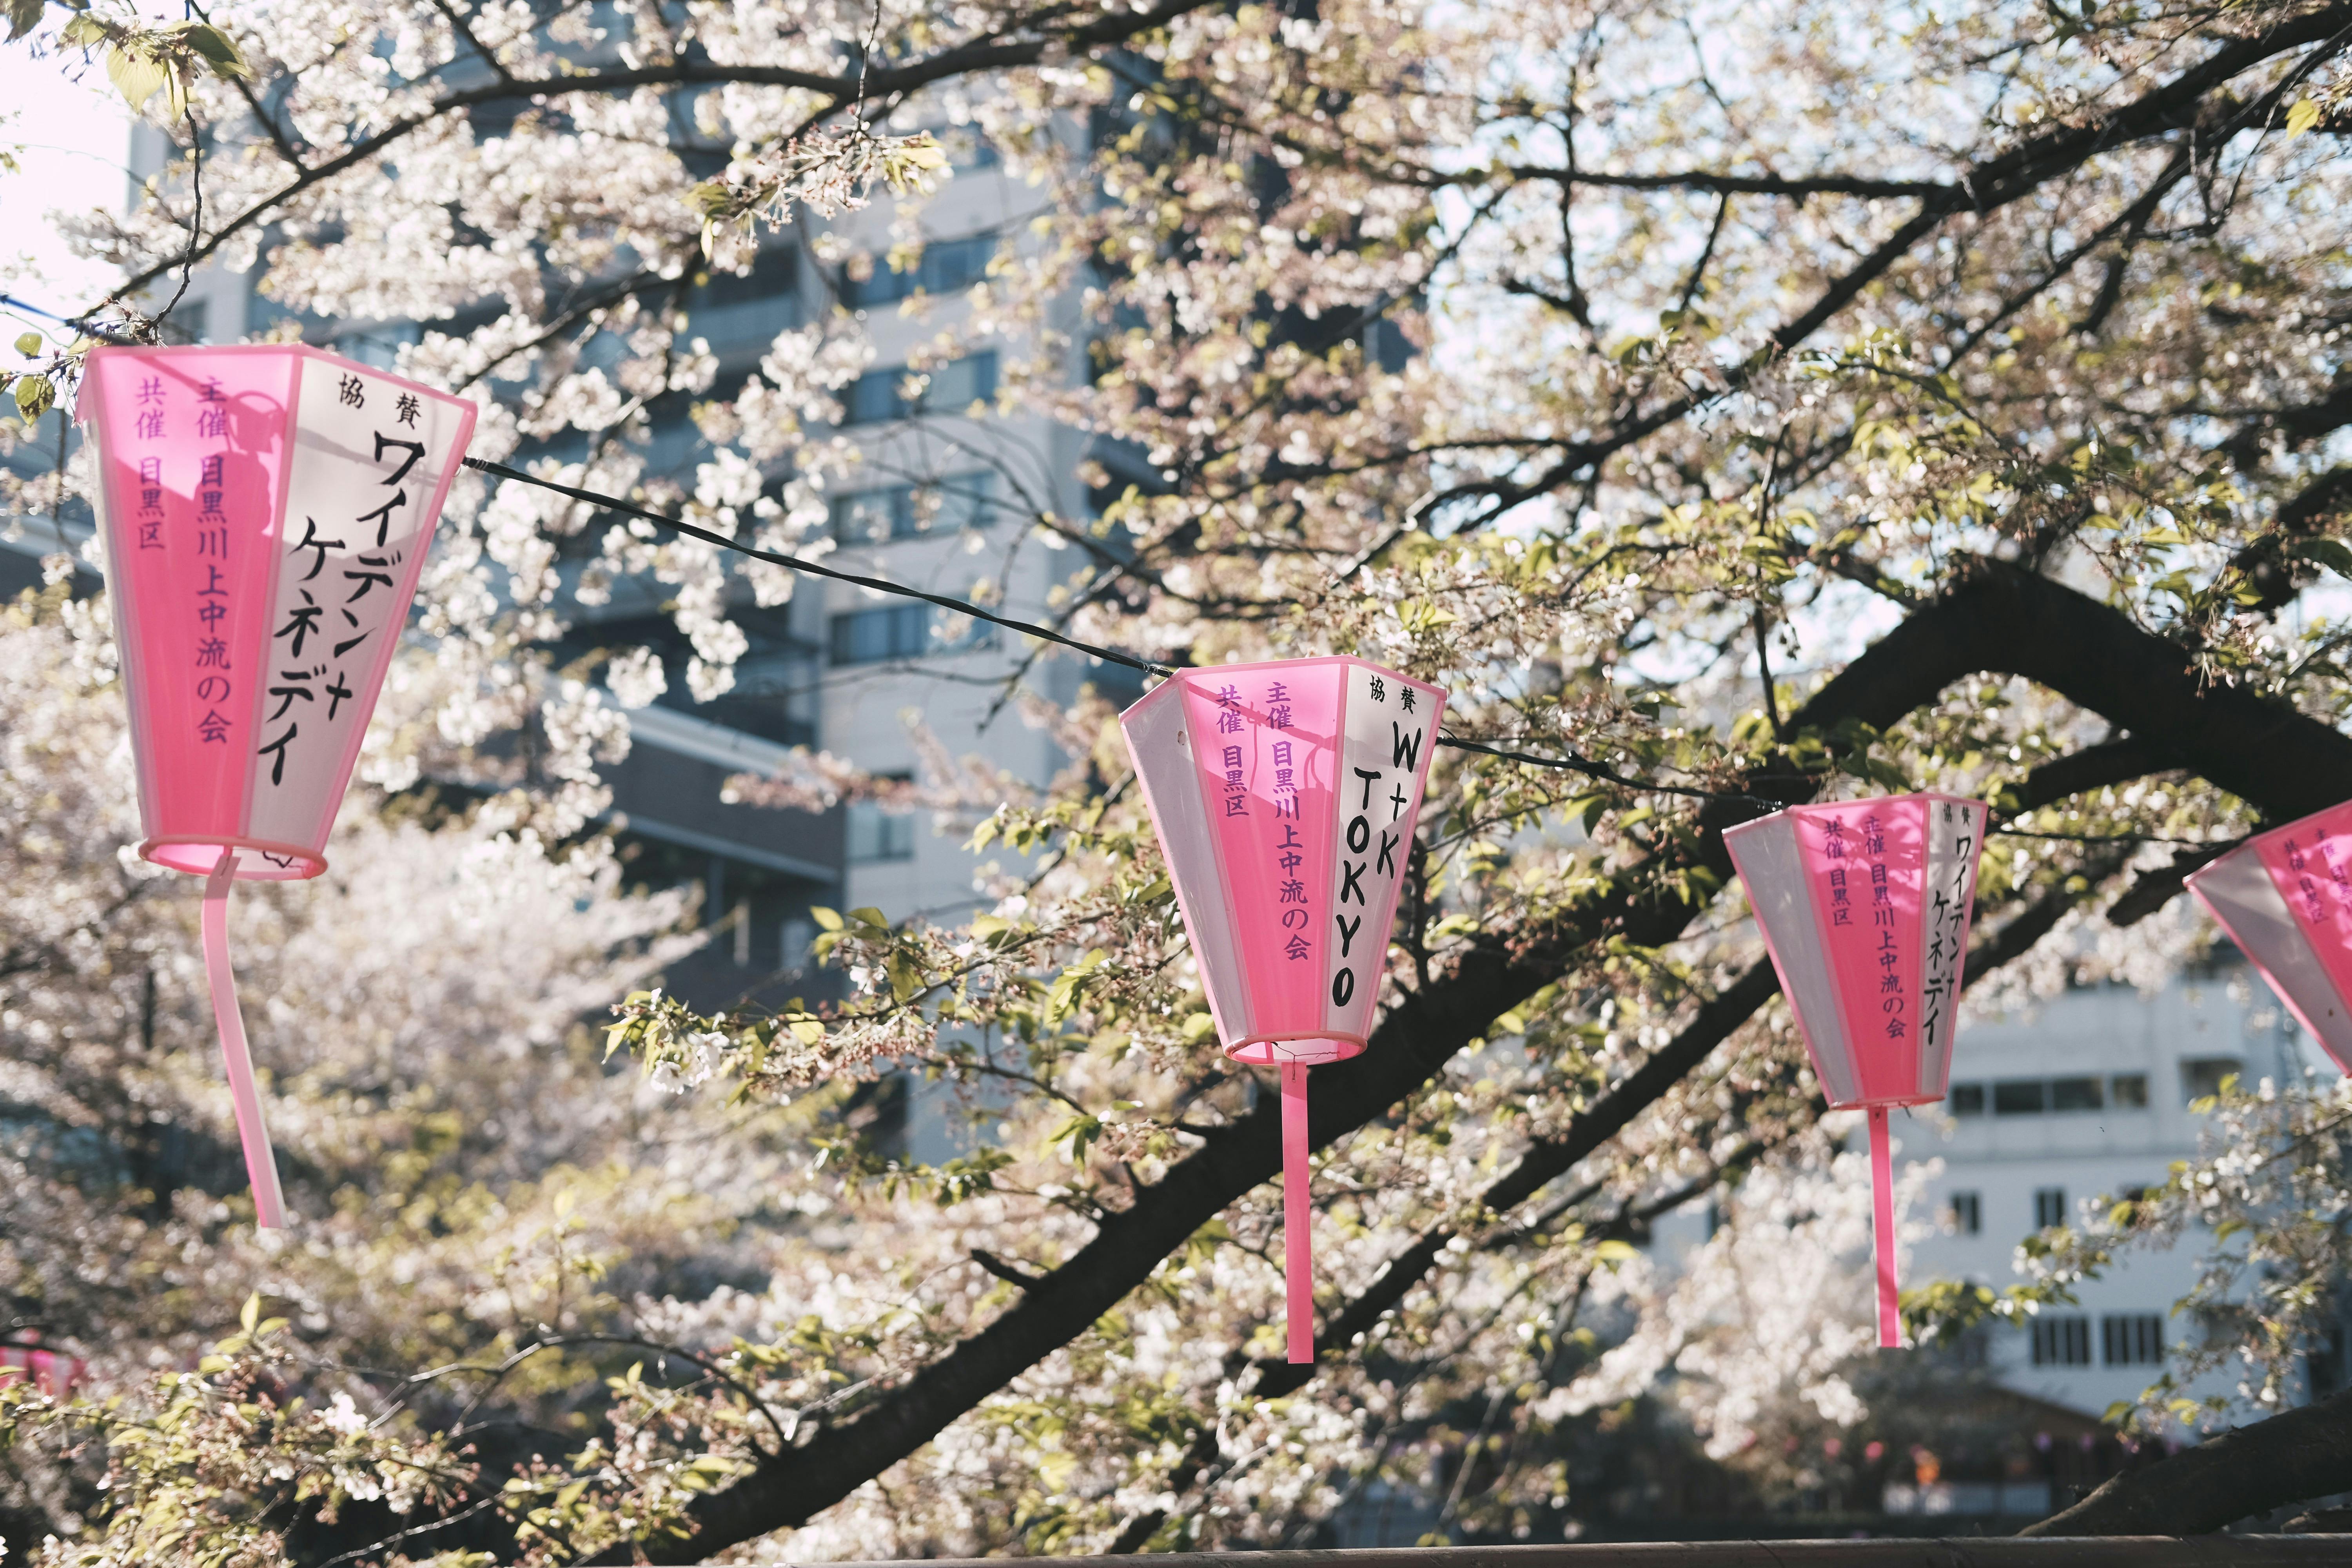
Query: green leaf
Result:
<box><xmin>809</xmin><ymin>906</ymin><xmax>843</xmax><ymax>931</ymax></box>
<box><xmin>104</xmin><ymin>44</ymin><xmax>169</xmax><ymax>112</ymax></box>
<box><xmin>12</xmin><ymin>332</ymin><xmax>40</xmax><ymax>358</ymax></box>
<box><xmin>13</xmin><ymin>374</ymin><xmax>54</xmax><ymax>421</ymax></box>
<box><xmin>179</xmin><ymin>21</ymin><xmax>250</xmax><ymax>78</ymax></box>
<box><xmin>1592</xmin><ymin>1238</ymin><xmax>1640</xmax><ymax>1265</ymax></box>
<box><xmin>885</xmin><ymin>951</ymin><xmax>921</xmax><ymax>1004</ymax></box>
<box><xmin>2288</xmin><ymin>98</ymin><xmax>2322</xmax><ymax>138</ymax></box>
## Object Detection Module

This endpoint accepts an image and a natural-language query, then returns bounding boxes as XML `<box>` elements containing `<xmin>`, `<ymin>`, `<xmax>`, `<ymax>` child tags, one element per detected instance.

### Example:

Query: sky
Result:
<box><xmin>1</xmin><ymin>41</ymin><xmax>133</xmax><ymax>365</ymax></box>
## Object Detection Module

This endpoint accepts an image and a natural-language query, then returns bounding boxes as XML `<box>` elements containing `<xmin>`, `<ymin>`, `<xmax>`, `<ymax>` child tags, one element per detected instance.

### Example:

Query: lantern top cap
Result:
<box><xmin>78</xmin><ymin>342</ymin><xmax>474</xmax><ymax>424</ymax></box>
<box><xmin>1125</xmin><ymin>654</ymin><xmax>1441</xmax><ymax>715</ymax></box>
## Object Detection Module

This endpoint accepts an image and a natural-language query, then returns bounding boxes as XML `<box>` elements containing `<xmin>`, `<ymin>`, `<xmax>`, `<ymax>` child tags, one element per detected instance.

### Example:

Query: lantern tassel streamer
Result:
<box><xmin>1281</xmin><ymin>1060</ymin><xmax>1313</xmax><ymax>1365</ymax></box>
<box><xmin>1868</xmin><ymin>1107</ymin><xmax>1899</xmax><ymax>1348</ymax></box>
<box><xmin>202</xmin><ymin>853</ymin><xmax>288</xmax><ymax>1230</ymax></box>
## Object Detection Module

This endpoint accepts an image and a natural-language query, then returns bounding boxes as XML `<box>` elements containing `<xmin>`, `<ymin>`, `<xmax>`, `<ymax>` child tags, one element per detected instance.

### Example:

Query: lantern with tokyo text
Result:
<box><xmin>2187</xmin><ymin>802</ymin><xmax>2352</xmax><ymax>1073</ymax></box>
<box><xmin>1122</xmin><ymin>657</ymin><xmax>1446</xmax><ymax>1363</ymax></box>
<box><xmin>1723</xmin><ymin>793</ymin><xmax>1988</xmax><ymax>1348</ymax></box>
<box><xmin>80</xmin><ymin>344</ymin><xmax>478</xmax><ymax>1230</ymax></box>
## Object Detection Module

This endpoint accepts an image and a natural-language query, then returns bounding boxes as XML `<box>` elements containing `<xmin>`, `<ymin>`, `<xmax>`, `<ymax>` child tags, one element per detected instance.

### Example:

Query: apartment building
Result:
<box><xmin>4</xmin><ymin>103</ymin><xmax>1143</xmax><ymax>1031</ymax></box>
<box><xmin>1908</xmin><ymin>956</ymin><xmax>2329</xmax><ymax>1413</ymax></box>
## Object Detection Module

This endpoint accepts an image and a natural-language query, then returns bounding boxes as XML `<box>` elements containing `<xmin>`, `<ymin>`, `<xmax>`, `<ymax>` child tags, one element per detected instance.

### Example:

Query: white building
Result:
<box><xmin>1906</xmin><ymin>956</ymin><xmax>2328</xmax><ymax>1416</ymax></box>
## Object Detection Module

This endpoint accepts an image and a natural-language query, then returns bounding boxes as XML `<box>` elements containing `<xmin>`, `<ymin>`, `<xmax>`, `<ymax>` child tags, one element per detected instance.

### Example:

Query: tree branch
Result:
<box><xmin>1426</xmin><ymin>3</ymin><xmax>2352</xmax><ymax>530</ymax></box>
<box><xmin>2023</xmin><ymin>1380</ymin><xmax>2352</xmax><ymax>1534</ymax></box>
<box><xmin>619</xmin><ymin>559</ymin><xmax>2352</xmax><ymax>1563</ymax></box>
<box><xmin>109</xmin><ymin>0</ymin><xmax>1225</xmax><ymax>301</ymax></box>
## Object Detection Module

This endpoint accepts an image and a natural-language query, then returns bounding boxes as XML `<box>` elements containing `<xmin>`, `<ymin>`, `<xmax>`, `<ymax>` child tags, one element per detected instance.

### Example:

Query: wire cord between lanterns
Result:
<box><xmin>460</xmin><ymin>455</ymin><xmax>1174</xmax><ymax>679</ymax></box>
<box><xmin>459</xmin><ymin>456</ymin><xmax>1765</xmax><ymax>795</ymax></box>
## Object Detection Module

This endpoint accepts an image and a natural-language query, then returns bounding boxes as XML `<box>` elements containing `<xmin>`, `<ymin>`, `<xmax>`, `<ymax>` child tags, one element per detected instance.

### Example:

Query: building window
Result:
<box><xmin>830</xmin><ymin>471</ymin><xmax>998</xmax><ymax>544</ymax></box>
<box><xmin>1948</xmin><ymin>1191</ymin><xmax>1981</xmax><ymax>1236</ymax></box>
<box><xmin>827</xmin><ymin>603</ymin><xmax>994</xmax><ymax>666</ymax></box>
<box><xmin>2032</xmin><ymin>1315</ymin><xmax>2093</xmax><ymax>1367</ymax></box>
<box><xmin>2102</xmin><ymin>1313</ymin><xmax>2165</xmax><ymax>1366</ymax></box>
<box><xmin>842</xmin><ymin>231</ymin><xmax>999</xmax><ymax>308</ymax></box>
<box><xmin>2034</xmin><ymin>1187</ymin><xmax>2068</xmax><ymax>1230</ymax></box>
<box><xmin>780</xmin><ymin>915</ymin><xmax>817</xmax><ymax>972</ymax></box>
<box><xmin>1994</xmin><ymin>1079</ymin><xmax>2047</xmax><ymax>1114</ymax></box>
<box><xmin>1949</xmin><ymin>1083</ymin><xmax>1985</xmax><ymax>1116</ymax></box>
<box><xmin>842</xmin><ymin>350</ymin><xmax>1000</xmax><ymax>424</ymax></box>
<box><xmin>2111</xmin><ymin>1073</ymin><xmax>2150</xmax><ymax>1109</ymax></box>
<box><xmin>697</xmin><ymin>243</ymin><xmax>800</xmax><ymax>309</ymax></box>
<box><xmin>846</xmin><ymin>802</ymin><xmax>916</xmax><ymax>862</ymax></box>
<box><xmin>2181</xmin><ymin>1056</ymin><xmax>2241</xmax><ymax>1105</ymax></box>
<box><xmin>2051</xmin><ymin>1076</ymin><xmax>2104</xmax><ymax>1112</ymax></box>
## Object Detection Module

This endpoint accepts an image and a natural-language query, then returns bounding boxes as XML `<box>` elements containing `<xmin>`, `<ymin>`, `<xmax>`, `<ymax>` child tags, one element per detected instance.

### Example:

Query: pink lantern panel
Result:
<box><xmin>81</xmin><ymin>344</ymin><xmax>478</xmax><ymax>1229</ymax></box>
<box><xmin>1123</xmin><ymin>657</ymin><xmax>1446</xmax><ymax>1362</ymax></box>
<box><xmin>0</xmin><ymin>1335</ymin><xmax>85</xmax><ymax>1399</ymax></box>
<box><xmin>2186</xmin><ymin>801</ymin><xmax>2352</xmax><ymax>1073</ymax></box>
<box><xmin>1724</xmin><ymin>793</ymin><xmax>1988</xmax><ymax>1348</ymax></box>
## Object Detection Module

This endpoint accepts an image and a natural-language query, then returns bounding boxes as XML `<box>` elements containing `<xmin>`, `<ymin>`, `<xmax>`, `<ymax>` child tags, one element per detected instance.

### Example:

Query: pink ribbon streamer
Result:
<box><xmin>201</xmin><ymin>853</ymin><xmax>288</xmax><ymax>1230</ymax></box>
<box><xmin>1867</xmin><ymin>1106</ymin><xmax>1899</xmax><ymax>1348</ymax></box>
<box><xmin>1281</xmin><ymin>1060</ymin><xmax>1313</xmax><ymax>1365</ymax></box>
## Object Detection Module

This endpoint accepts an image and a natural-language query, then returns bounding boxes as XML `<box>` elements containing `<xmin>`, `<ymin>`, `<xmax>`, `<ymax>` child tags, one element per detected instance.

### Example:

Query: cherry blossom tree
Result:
<box><xmin>10</xmin><ymin>0</ymin><xmax>2352</xmax><ymax>1558</ymax></box>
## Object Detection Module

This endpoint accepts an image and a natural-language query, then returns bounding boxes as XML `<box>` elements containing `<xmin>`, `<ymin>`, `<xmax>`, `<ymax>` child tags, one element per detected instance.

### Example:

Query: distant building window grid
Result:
<box><xmin>830</xmin><ymin>471</ymin><xmax>999</xmax><ymax>544</ymax></box>
<box><xmin>698</xmin><ymin>244</ymin><xmax>800</xmax><ymax>309</ymax></box>
<box><xmin>2034</xmin><ymin>1187</ymin><xmax>2068</xmax><ymax>1230</ymax></box>
<box><xmin>1949</xmin><ymin>1073</ymin><xmax>2152</xmax><ymax>1116</ymax></box>
<box><xmin>2181</xmin><ymin>1056</ymin><xmax>2243</xmax><ymax>1105</ymax></box>
<box><xmin>842</xmin><ymin>231</ymin><xmax>1000</xmax><ymax>309</ymax></box>
<box><xmin>846</xmin><ymin>802</ymin><xmax>917</xmax><ymax>863</ymax></box>
<box><xmin>1949</xmin><ymin>1191</ymin><xmax>1982</xmax><ymax>1235</ymax></box>
<box><xmin>843</xmin><ymin>350</ymin><xmax>1000</xmax><ymax>425</ymax></box>
<box><xmin>828</xmin><ymin>602</ymin><xmax>996</xmax><ymax>666</ymax></box>
<box><xmin>2031</xmin><ymin>1314</ymin><xmax>2093</xmax><ymax>1367</ymax></box>
<box><xmin>1994</xmin><ymin>1079</ymin><xmax>2047</xmax><ymax>1115</ymax></box>
<box><xmin>2102</xmin><ymin>1312</ymin><xmax>2165</xmax><ymax>1366</ymax></box>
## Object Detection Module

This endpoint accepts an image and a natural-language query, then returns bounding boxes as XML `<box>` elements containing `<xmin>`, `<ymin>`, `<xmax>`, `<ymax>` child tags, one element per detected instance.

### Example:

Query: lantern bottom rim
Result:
<box><xmin>142</xmin><ymin>836</ymin><xmax>327</xmax><ymax>881</ymax></box>
<box><xmin>1826</xmin><ymin>1092</ymin><xmax>1949</xmax><ymax>1112</ymax></box>
<box><xmin>1223</xmin><ymin>1034</ymin><xmax>1366</xmax><ymax>1067</ymax></box>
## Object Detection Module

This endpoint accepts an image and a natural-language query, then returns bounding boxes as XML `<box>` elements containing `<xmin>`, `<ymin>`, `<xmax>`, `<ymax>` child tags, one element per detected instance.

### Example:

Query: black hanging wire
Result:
<box><xmin>461</xmin><ymin>454</ymin><xmax>1177</xmax><ymax>679</ymax></box>
<box><xmin>463</xmin><ymin>457</ymin><xmax>1714</xmax><ymax>790</ymax></box>
<box><xmin>452</xmin><ymin>456</ymin><xmax>2223</xmax><ymax>839</ymax></box>
<box><xmin>0</xmin><ymin>315</ymin><xmax>2232</xmax><ymax>841</ymax></box>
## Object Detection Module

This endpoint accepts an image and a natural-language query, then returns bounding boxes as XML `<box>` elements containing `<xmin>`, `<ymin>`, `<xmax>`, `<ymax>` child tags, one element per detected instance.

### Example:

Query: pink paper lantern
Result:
<box><xmin>1724</xmin><ymin>793</ymin><xmax>1988</xmax><ymax>1347</ymax></box>
<box><xmin>0</xmin><ymin>1334</ymin><xmax>84</xmax><ymax>1399</ymax></box>
<box><xmin>80</xmin><ymin>345</ymin><xmax>478</xmax><ymax>1229</ymax></box>
<box><xmin>2186</xmin><ymin>802</ymin><xmax>2352</xmax><ymax>1072</ymax></box>
<box><xmin>1122</xmin><ymin>657</ymin><xmax>1446</xmax><ymax>1363</ymax></box>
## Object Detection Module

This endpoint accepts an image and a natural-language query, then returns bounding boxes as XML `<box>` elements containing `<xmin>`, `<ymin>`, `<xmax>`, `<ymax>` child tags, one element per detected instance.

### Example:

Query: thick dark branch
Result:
<box><xmin>113</xmin><ymin>0</ymin><xmax>1221</xmax><ymax>300</ymax></box>
<box><xmin>628</xmin><ymin>561</ymin><xmax>2352</xmax><ymax>1563</ymax></box>
<box><xmin>1260</xmin><ymin>820</ymin><xmax>2139</xmax><ymax>1397</ymax></box>
<box><xmin>2001</xmin><ymin>733</ymin><xmax>2178</xmax><ymax>809</ymax></box>
<box><xmin>1253</xmin><ymin>960</ymin><xmax>1782</xmax><ymax>1398</ymax></box>
<box><xmin>1504</xmin><ymin>164</ymin><xmax>1950</xmax><ymax>199</ymax></box>
<box><xmin>2232</xmin><ymin>465</ymin><xmax>2352</xmax><ymax>610</ymax></box>
<box><xmin>2024</xmin><ymin>1380</ymin><xmax>2352</xmax><ymax>1534</ymax></box>
<box><xmin>968</xmin><ymin>1250</ymin><xmax>1044</xmax><ymax>1290</ymax></box>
